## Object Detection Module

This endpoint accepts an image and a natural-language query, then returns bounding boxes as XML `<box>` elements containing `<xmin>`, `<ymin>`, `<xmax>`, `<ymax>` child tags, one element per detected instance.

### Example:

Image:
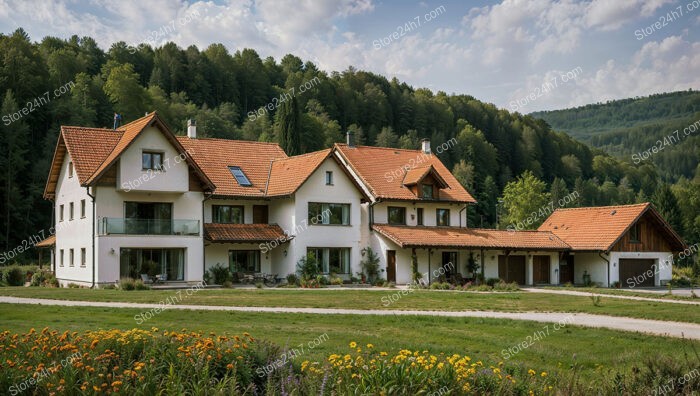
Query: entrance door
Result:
<box><xmin>253</xmin><ymin>205</ymin><xmax>269</xmax><ymax>224</ymax></box>
<box><xmin>619</xmin><ymin>259</ymin><xmax>655</xmax><ymax>287</ymax></box>
<box><xmin>386</xmin><ymin>250</ymin><xmax>396</xmax><ymax>282</ymax></box>
<box><xmin>498</xmin><ymin>255</ymin><xmax>526</xmax><ymax>284</ymax></box>
<box><xmin>441</xmin><ymin>252</ymin><xmax>457</xmax><ymax>280</ymax></box>
<box><xmin>559</xmin><ymin>253</ymin><xmax>574</xmax><ymax>284</ymax></box>
<box><xmin>533</xmin><ymin>255</ymin><xmax>550</xmax><ymax>284</ymax></box>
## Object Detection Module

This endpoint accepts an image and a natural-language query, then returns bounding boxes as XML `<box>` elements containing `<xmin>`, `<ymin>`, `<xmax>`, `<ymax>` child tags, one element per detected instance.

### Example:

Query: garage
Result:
<box><xmin>619</xmin><ymin>259</ymin><xmax>656</xmax><ymax>287</ymax></box>
<box><xmin>498</xmin><ymin>255</ymin><xmax>526</xmax><ymax>284</ymax></box>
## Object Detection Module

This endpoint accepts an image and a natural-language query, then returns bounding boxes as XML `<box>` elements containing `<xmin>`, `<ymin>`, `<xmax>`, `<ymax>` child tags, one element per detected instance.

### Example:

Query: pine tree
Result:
<box><xmin>276</xmin><ymin>96</ymin><xmax>301</xmax><ymax>155</ymax></box>
<box><xmin>652</xmin><ymin>184</ymin><xmax>684</xmax><ymax>236</ymax></box>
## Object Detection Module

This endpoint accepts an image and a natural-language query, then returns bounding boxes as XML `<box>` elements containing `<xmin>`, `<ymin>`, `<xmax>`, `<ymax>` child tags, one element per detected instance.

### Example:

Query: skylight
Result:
<box><xmin>228</xmin><ymin>166</ymin><xmax>252</xmax><ymax>186</ymax></box>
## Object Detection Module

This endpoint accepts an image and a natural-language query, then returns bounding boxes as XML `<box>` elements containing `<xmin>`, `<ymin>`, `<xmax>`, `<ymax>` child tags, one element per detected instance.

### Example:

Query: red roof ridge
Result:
<box><xmin>552</xmin><ymin>202</ymin><xmax>650</xmax><ymax>212</ymax></box>
<box><xmin>273</xmin><ymin>148</ymin><xmax>333</xmax><ymax>162</ymax></box>
<box><xmin>336</xmin><ymin>143</ymin><xmax>428</xmax><ymax>154</ymax></box>
<box><xmin>177</xmin><ymin>136</ymin><xmax>286</xmax><ymax>149</ymax></box>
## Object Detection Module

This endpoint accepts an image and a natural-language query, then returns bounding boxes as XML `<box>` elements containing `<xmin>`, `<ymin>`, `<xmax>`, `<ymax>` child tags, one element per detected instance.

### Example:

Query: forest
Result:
<box><xmin>0</xmin><ymin>28</ymin><xmax>698</xmax><ymax>267</ymax></box>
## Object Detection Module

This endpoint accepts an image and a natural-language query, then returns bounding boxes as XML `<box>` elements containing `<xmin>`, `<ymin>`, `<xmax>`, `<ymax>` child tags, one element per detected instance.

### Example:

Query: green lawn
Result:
<box><xmin>1</xmin><ymin>303</ymin><xmax>697</xmax><ymax>382</ymax></box>
<box><xmin>1</xmin><ymin>286</ymin><xmax>699</xmax><ymax>324</ymax></box>
<box><xmin>545</xmin><ymin>286</ymin><xmax>699</xmax><ymax>300</ymax></box>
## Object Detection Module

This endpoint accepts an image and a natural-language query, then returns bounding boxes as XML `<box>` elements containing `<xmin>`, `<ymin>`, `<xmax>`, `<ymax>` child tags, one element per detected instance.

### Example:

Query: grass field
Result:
<box><xmin>1</xmin><ymin>302</ymin><xmax>697</xmax><ymax>382</ymax></box>
<box><xmin>1</xmin><ymin>286</ymin><xmax>699</xmax><ymax>324</ymax></box>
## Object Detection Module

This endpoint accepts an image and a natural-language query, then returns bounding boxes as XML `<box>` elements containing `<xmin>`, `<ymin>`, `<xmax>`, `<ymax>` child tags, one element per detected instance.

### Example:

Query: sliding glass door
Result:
<box><xmin>120</xmin><ymin>248</ymin><xmax>185</xmax><ymax>281</ymax></box>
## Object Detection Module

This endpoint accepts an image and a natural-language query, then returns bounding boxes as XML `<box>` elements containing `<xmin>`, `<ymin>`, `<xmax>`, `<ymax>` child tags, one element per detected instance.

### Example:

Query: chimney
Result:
<box><xmin>187</xmin><ymin>119</ymin><xmax>197</xmax><ymax>138</ymax></box>
<box><xmin>421</xmin><ymin>138</ymin><xmax>431</xmax><ymax>154</ymax></box>
<box><xmin>346</xmin><ymin>130</ymin><xmax>354</xmax><ymax>147</ymax></box>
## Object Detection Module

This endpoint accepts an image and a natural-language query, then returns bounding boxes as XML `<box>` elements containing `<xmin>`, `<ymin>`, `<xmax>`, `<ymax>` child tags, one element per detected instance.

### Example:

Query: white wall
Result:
<box><xmin>205</xmin><ymin>242</ymin><xmax>272</xmax><ymax>274</ymax></box>
<box><xmin>117</xmin><ymin>126</ymin><xmax>189</xmax><ymax>193</ymax></box>
<box><xmin>54</xmin><ymin>153</ymin><xmax>93</xmax><ymax>286</ymax></box>
<box><xmin>372</xmin><ymin>201</ymin><xmax>468</xmax><ymax>227</ymax></box>
<box><xmin>574</xmin><ymin>252</ymin><xmax>608</xmax><ymax>286</ymax></box>
<box><xmin>610</xmin><ymin>251</ymin><xmax>673</xmax><ymax>287</ymax></box>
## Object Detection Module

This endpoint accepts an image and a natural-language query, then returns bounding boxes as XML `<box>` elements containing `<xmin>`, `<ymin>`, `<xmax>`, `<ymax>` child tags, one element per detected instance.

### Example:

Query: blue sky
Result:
<box><xmin>1</xmin><ymin>0</ymin><xmax>699</xmax><ymax>112</ymax></box>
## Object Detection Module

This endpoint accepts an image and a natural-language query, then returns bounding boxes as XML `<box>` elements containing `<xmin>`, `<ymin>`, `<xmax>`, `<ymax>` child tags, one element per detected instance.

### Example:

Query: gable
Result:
<box><xmin>611</xmin><ymin>211</ymin><xmax>680</xmax><ymax>252</ymax></box>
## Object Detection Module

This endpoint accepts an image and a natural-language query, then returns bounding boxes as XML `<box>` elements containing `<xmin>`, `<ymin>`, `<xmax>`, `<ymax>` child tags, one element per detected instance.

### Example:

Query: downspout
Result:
<box><xmin>86</xmin><ymin>187</ymin><xmax>96</xmax><ymax>288</ymax></box>
<box><xmin>202</xmin><ymin>192</ymin><xmax>214</xmax><ymax>281</ymax></box>
<box><xmin>599</xmin><ymin>251</ymin><xmax>610</xmax><ymax>287</ymax></box>
<box><xmin>459</xmin><ymin>204</ymin><xmax>468</xmax><ymax>228</ymax></box>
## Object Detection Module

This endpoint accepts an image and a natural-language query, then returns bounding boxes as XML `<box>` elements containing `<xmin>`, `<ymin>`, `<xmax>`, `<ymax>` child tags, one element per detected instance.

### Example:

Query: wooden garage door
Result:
<box><xmin>533</xmin><ymin>255</ymin><xmax>550</xmax><ymax>284</ymax></box>
<box><xmin>619</xmin><ymin>259</ymin><xmax>655</xmax><ymax>287</ymax></box>
<box><xmin>498</xmin><ymin>255</ymin><xmax>526</xmax><ymax>284</ymax></box>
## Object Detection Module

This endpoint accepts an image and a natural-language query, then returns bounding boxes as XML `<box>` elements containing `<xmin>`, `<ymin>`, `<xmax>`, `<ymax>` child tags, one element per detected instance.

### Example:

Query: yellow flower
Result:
<box><xmin>541</xmin><ymin>371</ymin><xmax>548</xmax><ymax>377</ymax></box>
<box><xmin>366</xmin><ymin>343</ymin><xmax>374</xmax><ymax>349</ymax></box>
<box><xmin>349</xmin><ymin>341</ymin><xmax>357</xmax><ymax>348</ymax></box>
<box><xmin>528</xmin><ymin>369</ymin><xmax>536</xmax><ymax>376</ymax></box>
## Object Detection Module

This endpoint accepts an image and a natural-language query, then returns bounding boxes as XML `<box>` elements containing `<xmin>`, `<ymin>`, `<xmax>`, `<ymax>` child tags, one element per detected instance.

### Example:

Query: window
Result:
<box><xmin>124</xmin><ymin>202</ymin><xmax>173</xmax><ymax>234</ymax></box>
<box><xmin>629</xmin><ymin>223</ymin><xmax>641</xmax><ymax>242</ymax></box>
<box><xmin>417</xmin><ymin>208</ymin><xmax>424</xmax><ymax>226</ymax></box>
<box><xmin>69</xmin><ymin>249</ymin><xmax>74</xmax><ymax>267</ymax></box>
<box><xmin>120</xmin><ymin>248</ymin><xmax>185</xmax><ymax>281</ymax></box>
<box><xmin>308</xmin><ymin>203</ymin><xmax>350</xmax><ymax>225</ymax></box>
<box><xmin>229</xmin><ymin>250</ymin><xmax>260</xmax><ymax>273</ymax></box>
<box><xmin>80</xmin><ymin>248</ymin><xmax>86</xmax><ymax>267</ymax></box>
<box><xmin>69</xmin><ymin>202</ymin><xmax>74</xmax><ymax>220</ymax></box>
<box><xmin>59</xmin><ymin>204</ymin><xmax>64</xmax><ymax>222</ymax></box>
<box><xmin>421</xmin><ymin>184</ymin><xmax>434</xmax><ymax>199</ymax></box>
<box><xmin>213</xmin><ymin>205</ymin><xmax>244</xmax><ymax>224</ymax></box>
<box><xmin>142</xmin><ymin>151</ymin><xmax>163</xmax><ymax>171</ymax></box>
<box><xmin>228</xmin><ymin>166</ymin><xmax>252</xmax><ymax>186</ymax></box>
<box><xmin>68</xmin><ymin>162</ymin><xmax>74</xmax><ymax>178</ymax></box>
<box><xmin>436</xmin><ymin>209</ymin><xmax>450</xmax><ymax>226</ymax></box>
<box><xmin>388</xmin><ymin>207</ymin><xmax>406</xmax><ymax>225</ymax></box>
<box><xmin>308</xmin><ymin>247</ymin><xmax>351</xmax><ymax>274</ymax></box>
<box><xmin>80</xmin><ymin>199</ymin><xmax>86</xmax><ymax>218</ymax></box>
<box><xmin>60</xmin><ymin>249</ymin><xmax>64</xmax><ymax>267</ymax></box>
<box><xmin>325</xmin><ymin>171</ymin><xmax>333</xmax><ymax>185</ymax></box>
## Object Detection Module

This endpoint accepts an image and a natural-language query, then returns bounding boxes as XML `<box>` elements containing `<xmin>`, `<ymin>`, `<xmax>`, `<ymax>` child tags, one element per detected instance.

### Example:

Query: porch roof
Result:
<box><xmin>204</xmin><ymin>223</ymin><xmax>288</xmax><ymax>243</ymax></box>
<box><xmin>35</xmin><ymin>235</ymin><xmax>56</xmax><ymax>248</ymax></box>
<box><xmin>372</xmin><ymin>224</ymin><xmax>570</xmax><ymax>250</ymax></box>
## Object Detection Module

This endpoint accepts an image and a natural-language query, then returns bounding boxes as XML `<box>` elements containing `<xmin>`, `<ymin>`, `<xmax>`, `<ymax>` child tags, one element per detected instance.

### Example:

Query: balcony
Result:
<box><xmin>99</xmin><ymin>218</ymin><xmax>200</xmax><ymax>236</ymax></box>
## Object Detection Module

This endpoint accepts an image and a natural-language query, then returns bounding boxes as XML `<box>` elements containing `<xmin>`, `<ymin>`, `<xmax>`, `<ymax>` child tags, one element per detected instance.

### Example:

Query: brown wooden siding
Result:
<box><xmin>612</xmin><ymin>214</ymin><xmax>671</xmax><ymax>252</ymax></box>
<box><xmin>189</xmin><ymin>169</ymin><xmax>204</xmax><ymax>192</ymax></box>
<box><xmin>95</xmin><ymin>161</ymin><xmax>117</xmax><ymax>187</ymax></box>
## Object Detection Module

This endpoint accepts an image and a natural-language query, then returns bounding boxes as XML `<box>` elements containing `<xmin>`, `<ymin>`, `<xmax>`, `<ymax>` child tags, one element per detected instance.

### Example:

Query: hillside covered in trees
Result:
<box><xmin>0</xmin><ymin>28</ymin><xmax>698</xmax><ymax>263</ymax></box>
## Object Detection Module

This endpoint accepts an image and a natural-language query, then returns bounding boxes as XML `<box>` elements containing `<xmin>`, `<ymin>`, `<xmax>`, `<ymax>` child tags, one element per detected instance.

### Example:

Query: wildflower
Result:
<box><xmin>349</xmin><ymin>341</ymin><xmax>357</xmax><ymax>348</ymax></box>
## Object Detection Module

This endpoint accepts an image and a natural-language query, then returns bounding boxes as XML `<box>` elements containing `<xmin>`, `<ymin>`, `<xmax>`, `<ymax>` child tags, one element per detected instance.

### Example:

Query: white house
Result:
<box><xmin>41</xmin><ymin>112</ymin><xmax>686</xmax><ymax>288</ymax></box>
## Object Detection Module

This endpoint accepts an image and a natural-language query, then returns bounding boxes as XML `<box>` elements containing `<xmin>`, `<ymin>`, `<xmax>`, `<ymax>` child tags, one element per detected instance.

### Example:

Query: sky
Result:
<box><xmin>1</xmin><ymin>0</ymin><xmax>699</xmax><ymax>112</ymax></box>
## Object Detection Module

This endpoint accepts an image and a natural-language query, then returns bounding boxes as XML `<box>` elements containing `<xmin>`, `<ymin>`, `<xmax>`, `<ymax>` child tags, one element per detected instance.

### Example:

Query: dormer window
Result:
<box><xmin>229</xmin><ymin>166</ymin><xmax>252</xmax><ymax>186</ymax></box>
<box><xmin>142</xmin><ymin>151</ymin><xmax>163</xmax><ymax>171</ymax></box>
<box><xmin>422</xmin><ymin>184</ymin><xmax>433</xmax><ymax>199</ymax></box>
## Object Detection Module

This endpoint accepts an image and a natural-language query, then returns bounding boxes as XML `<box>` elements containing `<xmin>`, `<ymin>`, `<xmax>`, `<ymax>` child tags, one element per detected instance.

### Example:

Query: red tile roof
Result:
<box><xmin>204</xmin><ymin>223</ymin><xmax>288</xmax><ymax>243</ymax></box>
<box><xmin>335</xmin><ymin>144</ymin><xmax>475</xmax><ymax>203</ymax></box>
<box><xmin>372</xmin><ymin>224</ymin><xmax>570</xmax><ymax>250</ymax></box>
<box><xmin>177</xmin><ymin>136</ymin><xmax>287</xmax><ymax>197</ymax></box>
<box><xmin>538</xmin><ymin>203</ymin><xmax>685</xmax><ymax>251</ymax></box>
<box><xmin>35</xmin><ymin>235</ymin><xmax>56</xmax><ymax>248</ymax></box>
<box><xmin>265</xmin><ymin>149</ymin><xmax>332</xmax><ymax>196</ymax></box>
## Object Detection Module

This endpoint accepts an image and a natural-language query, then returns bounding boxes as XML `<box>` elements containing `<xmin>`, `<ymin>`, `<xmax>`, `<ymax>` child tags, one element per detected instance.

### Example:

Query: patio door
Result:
<box><xmin>386</xmin><ymin>250</ymin><xmax>396</xmax><ymax>282</ymax></box>
<box><xmin>498</xmin><ymin>255</ymin><xmax>526</xmax><ymax>284</ymax></box>
<box><xmin>441</xmin><ymin>252</ymin><xmax>456</xmax><ymax>279</ymax></box>
<box><xmin>119</xmin><ymin>248</ymin><xmax>185</xmax><ymax>281</ymax></box>
<box><xmin>533</xmin><ymin>255</ymin><xmax>550</xmax><ymax>284</ymax></box>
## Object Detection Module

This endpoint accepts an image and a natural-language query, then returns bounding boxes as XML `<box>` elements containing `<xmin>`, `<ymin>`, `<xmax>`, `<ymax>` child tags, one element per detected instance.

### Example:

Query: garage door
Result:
<box><xmin>619</xmin><ymin>259</ymin><xmax>655</xmax><ymax>287</ymax></box>
<box><xmin>498</xmin><ymin>255</ymin><xmax>526</xmax><ymax>284</ymax></box>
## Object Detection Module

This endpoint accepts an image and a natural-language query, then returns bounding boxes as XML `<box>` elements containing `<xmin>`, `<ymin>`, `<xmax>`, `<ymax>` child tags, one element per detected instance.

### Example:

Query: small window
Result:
<box><xmin>325</xmin><ymin>171</ymin><xmax>333</xmax><ymax>185</ymax></box>
<box><xmin>69</xmin><ymin>202</ymin><xmax>74</xmax><ymax>220</ymax></box>
<box><xmin>228</xmin><ymin>166</ymin><xmax>252</xmax><ymax>186</ymax></box>
<box><xmin>213</xmin><ymin>205</ymin><xmax>244</xmax><ymax>224</ymax></box>
<box><xmin>388</xmin><ymin>207</ymin><xmax>406</xmax><ymax>225</ymax></box>
<box><xmin>81</xmin><ymin>248</ymin><xmax>86</xmax><ymax>267</ymax></box>
<box><xmin>629</xmin><ymin>223</ymin><xmax>641</xmax><ymax>243</ymax></box>
<box><xmin>59</xmin><ymin>204</ymin><xmax>64</xmax><ymax>222</ymax></box>
<box><xmin>69</xmin><ymin>249</ymin><xmax>74</xmax><ymax>267</ymax></box>
<box><xmin>436</xmin><ymin>209</ymin><xmax>450</xmax><ymax>226</ymax></box>
<box><xmin>60</xmin><ymin>249</ymin><xmax>64</xmax><ymax>267</ymax></box>
<box><xmin>417</xmin><ymin>208</ymin><xmax>424</xmax><ymax>226</ymax></box>
<box><xmin>142</xmin><ymin>151</ymin><xmax>163</xmax><ymax>171</ymax></box>
<box><xmin>81</xmin><ymin>199</ymin><xmax>86</xmax><ymax>218</ymax></box>
<box><xmin>422</xmin><ymin>184</ymin><xmax>433</xmax><ymax>199</ymax></box>
<box><xmin>68</xmin><ymin>162</ymin><xmax>74</xmax><ymax>178</ymax></box>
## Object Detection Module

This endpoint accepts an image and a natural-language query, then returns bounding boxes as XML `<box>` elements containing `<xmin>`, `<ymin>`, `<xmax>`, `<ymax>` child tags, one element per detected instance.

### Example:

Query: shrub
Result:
<box><xmin>119</xmin><ymin>278</ymin><xmax>136</xmax><ymax>291</ymax></box>
<box><xmin>30</xmin><ymin>271</ymin><xmax>56</xmax><ymax>287</ymax></box>
<box><xmin>102</xmin><ymin>283</ymin><xmax>117</xmax><ymax>290</ymax></box>
<box><xmin>485</xmin><ymin>277</ymin><xmax>501</xmax><ymax>287</ymax></box>
<box><xmin>316</xmin><ymin>274</ymin><xmax>329</xmax><ymax>286</ymax></box>
<box><xmin>67</xmin><ymin>282</ymin><xmax>82</xmax><ymax>289</ymax></box>
<box><xmin>297</xmin><ymin>253</ymin><xmax>319</xmax><ymax>281</ymax></box>
<box><xmin>374</xmin><ymin>278</ymin><xmax>386</xmax><ymax>287</ymax></box>
<box><xmin>300</xmin><ymin>277</ymin><xmax>319</xmax><ymax>288</ymax></box>
<box><xmin>492</xmin><ymin>281</ymin><xmax>519</xmax><ymax>291</ymax></box>
<box><xmin>286</xmin><ymin>273</ymin><xmax>299</xmax><ymax>285</ymax></box>
<box><xmin>3</xmin><ymin>266</ymin><xmax>26</xmax><ymax>286</ymax></box>
<box><xmin>222</xmin><ymin>280</ymin><xmax>233</xmax><ymax>288</ymax></box>
<box><xmin>255</xmin><ymin>282</ymin><xmax>263</xmax><ymax>289</ymax></box>
<box><xmin>672</xmin><ymin>266</ymin><xmax>694</xmax><ymax>287</ymax></box>
<box><xmin>134</xmin><ymin>279</ymin><xmax>150</xmax><ymax>290</ymax></box>
<box><xmin>360</xmin><ymin>247</ymin><xmax>380</xmax><ymax>283</ymax></box>
<box><xmin>430</xmin><ymin>282</ymin><xmax>450</xmax><ymax>290</ymax></box>
<box><xmin>330</xmin><ymin>277</ymin><xmax>343</xmax><ymax>286</ymax></box>
<box><xmin>207</xmin><ymin>263</ymin><xmax>231</xmax><ymax>285</ymax></box>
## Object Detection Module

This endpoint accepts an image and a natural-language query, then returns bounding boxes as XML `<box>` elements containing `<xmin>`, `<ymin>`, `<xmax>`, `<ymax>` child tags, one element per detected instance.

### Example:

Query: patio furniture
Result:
<box><xmin>263</xmin><ymin>273</ymin><xmax>281</xmax><ymax>286</ymax></box>
<box><xmin>140</xmin><ymin>274</ymin><xmax>153</xmax><ymax>284</ymax></box>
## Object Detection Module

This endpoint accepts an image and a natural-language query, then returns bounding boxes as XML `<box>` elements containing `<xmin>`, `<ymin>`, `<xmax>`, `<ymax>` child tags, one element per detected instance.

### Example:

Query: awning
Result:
<box><xmin>372</xmin><ymin>224</ymin><xmax>570</xmax><ymax>251</ymax></box>
<box><xmin>35</xmin><ymin>235</ymin><xmax>56</xmax><ymax>248</ymax></box>
<box><xmin>204</xmin><ymin>223</ymin><xmax>290</xmax><ymax>244</ymax></box>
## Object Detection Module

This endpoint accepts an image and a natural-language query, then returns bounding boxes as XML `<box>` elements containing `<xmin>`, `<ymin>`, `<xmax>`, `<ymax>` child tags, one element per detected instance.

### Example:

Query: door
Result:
<box><xmin>253</xmin><ymin>205</ymin><xmax>269</xmax><ymax>224</ymax></box>
<box><xmin>532</xmin><ymin>255</ymin><xmax>550</xmax><ymax>284</ymax></box>
<box><xmin>559</xmin><ymin>253</ymin><xmax>574</xmax><ymax>284</ymax></box>
<box><xmin>386</xmin><ymin>250</ymin><xmax>396</xmax><ymax>283</ymax></box>
<box><xmin>619</xmin><ymin>259</ymin><xmax>655</xmax><ymax>287</ymax></box>
<box><xmin>498</xmin><ymin>255</ymin><xmax>526</xmax><ymax>284</ymax></box>
<box><xmin>441</xmin><ymin>252</ymin><xmax>457</xmax><ymax>280</ymax></box>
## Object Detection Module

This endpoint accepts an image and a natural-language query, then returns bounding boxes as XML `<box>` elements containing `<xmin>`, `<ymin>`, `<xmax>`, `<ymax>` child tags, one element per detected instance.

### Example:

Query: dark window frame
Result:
<box><xmin>80</xmin><ymin>199</ymin><xmax>86</xmax><ymax>218</ymax></box>
<box><xmin>417</xmin><ymin>208</ymin><xmax>424</xmax><ymax>226</ymax></box>
<box><xmin>421</xmin><ymin>184</ymin><xmax>434</xmax><ymax>199</ymax></box>
<box><xmin>629</xmin><ymin>223</ymin><xmax>642</xmax><ymax>243</ymax></box>
<box><xmin>229</xmin><ymin>250</ymin><xmax>261</xmax><ymax>273</ymax></box>
<box><xmin>436</xmin><ymin>208</ymin><xmax>450</xmax><ymax>226</ymax></box>
<box><xmin>325</xmin><ymin>171</ymin><xmax>333</xmax><ymax>185</ymax></box>
<box><xmin>212</xmin><ymin>205</ymin><xmax>245</xmax><ymax>224</ymax></box>
<box><xmin>142</xmin><ymin>151</ymin><xmax>164</xmax><ymax>171</ymax></box>
<box><xmin>388</xmin><ymin>206</ymin><xmax>406</xmax><ymax>225</ymax></box>
<box><xmin>228</xmin><ymin>166</ymin><xmax>252</xmax><ymax>186</ymax></box>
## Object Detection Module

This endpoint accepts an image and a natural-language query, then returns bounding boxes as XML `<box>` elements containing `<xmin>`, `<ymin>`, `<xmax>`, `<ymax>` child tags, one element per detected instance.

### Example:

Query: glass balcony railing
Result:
<box><xmin>99</xmin><ymin>218</ymin><xmax>200</xmax><ymax>236</ymax></box>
